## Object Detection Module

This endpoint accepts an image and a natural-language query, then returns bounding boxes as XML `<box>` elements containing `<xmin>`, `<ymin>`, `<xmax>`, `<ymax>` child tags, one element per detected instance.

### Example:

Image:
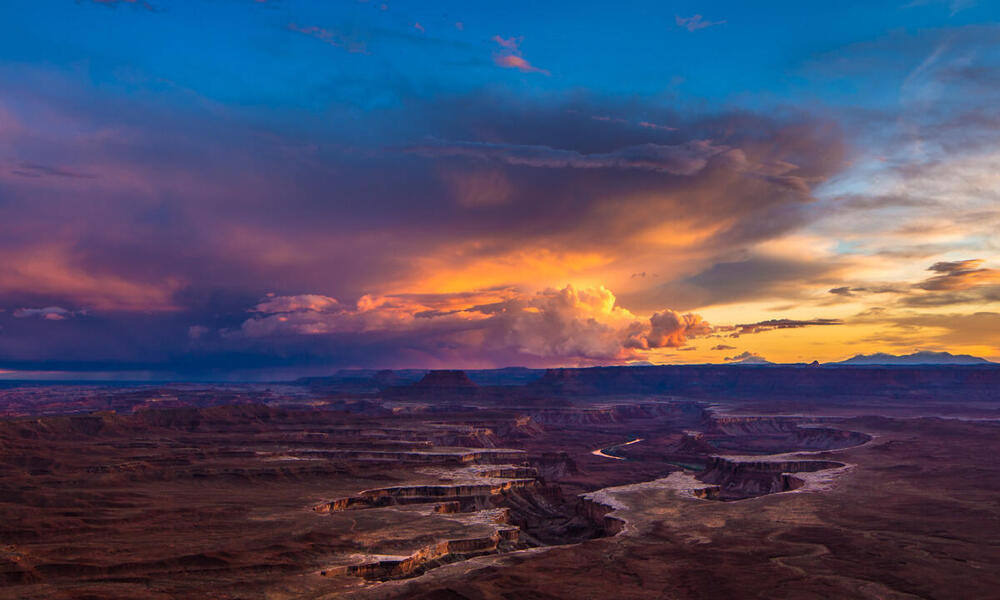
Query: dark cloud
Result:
<box><xmin>723</xmin><ymin>318</ymin><xmax>843</xmax><ymax>337</ymax></box>
<box><xmin>12</xmin><ymin>307</ymin><xmax>77</xmax><ymax>321</ymax></box>
<box><xmin>917</xmin><ymin>259</ymin><xmax>1000</xmax><ymax>291</ymax></box>
<box><xmin>711</xmin><ymin>344</ymin><xmax>736</xmax><ymax>351</ymax></box>
<box><xmin>632</xmin><ymin>253</ymin><xmax>845</xmax><ymax>312</ymax></box>
<box><xmin>828</xmin><ymin>260</ymin><xmax>1000</xmax><ymax>308</ymax></box>
<box><xmin>900</xmin><ymin>285</ymin><xmax>1000</xmax><ymax>307</ymax></box>
<box><xmin>404</xmin><ymin>139</ymin><xmax>732</xmax><ymax>176</ymax></box>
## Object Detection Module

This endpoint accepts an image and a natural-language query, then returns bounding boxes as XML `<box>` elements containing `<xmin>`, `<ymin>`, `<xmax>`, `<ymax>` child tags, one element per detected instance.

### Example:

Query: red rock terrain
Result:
<box><xmin>1</xmin><ymin>367</ymin><xmax>998</xmax><ymax>598</ymax></box>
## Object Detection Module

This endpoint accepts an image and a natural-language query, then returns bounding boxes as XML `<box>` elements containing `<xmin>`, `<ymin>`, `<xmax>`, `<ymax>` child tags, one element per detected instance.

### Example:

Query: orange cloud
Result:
<box><xmin>0</xmin><ymin>246</ymin><xmax>182</xmax><ymax>312</ymax></box>
<box><xmin>917</xmin><ymin>259</ymin><xmax>1000</xmax><ymax>290</ymax></box>
<box><xmin>491</xmin><ymin>35</ymin><xmax>549</xmax><ymax>75</ymax></box>
<box><xmin>493</xmin><ymin>54</ymin><xmax>550</xmax><ymax>75</ymax></box>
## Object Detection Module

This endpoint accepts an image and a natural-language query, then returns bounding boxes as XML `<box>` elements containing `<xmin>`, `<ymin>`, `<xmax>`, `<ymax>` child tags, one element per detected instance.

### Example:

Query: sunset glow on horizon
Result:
<box><xmin>1</xmin><ymin>1</ymin><xmax>999</xmax><ymax>379</ymax></box>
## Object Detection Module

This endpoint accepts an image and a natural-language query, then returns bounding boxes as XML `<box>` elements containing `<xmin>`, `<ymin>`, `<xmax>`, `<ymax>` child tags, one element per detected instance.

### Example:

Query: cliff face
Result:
<box><xmin>326</xmin><ymin>527</ymin><xmax>522</xmax><ymax>581</ymax></box>
<box><xmin>697</xmin><ymin>456</ymin><xmax>845</xmax><ymax>500</ymax></box>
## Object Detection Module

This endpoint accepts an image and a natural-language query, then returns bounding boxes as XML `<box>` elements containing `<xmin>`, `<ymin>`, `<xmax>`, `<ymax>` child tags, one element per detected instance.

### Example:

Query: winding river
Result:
<box><xmin>591</xmin><ymin>437</ymin><xmax>644</xmax><ymax>460</ymax></box>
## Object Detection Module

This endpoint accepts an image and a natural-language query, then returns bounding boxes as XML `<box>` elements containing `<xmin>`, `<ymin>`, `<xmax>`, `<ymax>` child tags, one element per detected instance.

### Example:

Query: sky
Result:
<box><xmin>1</xmin><ymin>0</ymin><xmax>999</xmax><ymax>380</ymax></box>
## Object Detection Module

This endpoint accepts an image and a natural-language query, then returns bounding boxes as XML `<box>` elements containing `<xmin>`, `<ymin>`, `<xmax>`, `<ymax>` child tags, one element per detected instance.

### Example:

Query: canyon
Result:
<box><xmin>1</xmin><ymin>365</ymin><xmax>999</xmax><ymax>598</ymax></box>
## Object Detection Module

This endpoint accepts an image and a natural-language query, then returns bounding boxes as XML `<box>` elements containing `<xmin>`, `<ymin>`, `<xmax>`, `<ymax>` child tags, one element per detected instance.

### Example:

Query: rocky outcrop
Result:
<box><xmin>578</xmin><ymin>496</ymin><xmax>626</xmax><ymax>535</ymax></box>
<box><xmin>434</xmin><ymin>501</ymin><xmax>463</xmax><ymax>514</ymax></box>
<box><xmin>705</xmin><ymin>417</ymin><xmax>872</xmax><ymax>453</ymax></box>
<box><xmin>323</xmin><ymin>527</ymin><xmax>521</xmax><ymax>580</ymax></box>
<box><xmin>697</xmin><ymin>456</ymin><xmax>846</xmax><ymax>500</ymax></box>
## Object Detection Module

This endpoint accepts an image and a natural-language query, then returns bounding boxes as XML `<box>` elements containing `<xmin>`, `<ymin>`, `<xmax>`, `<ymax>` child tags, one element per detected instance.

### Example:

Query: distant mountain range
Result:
<box><xmin>831</xmin><ymin>351</ymin><xmax>993</xmax><ymax>365</ymax></box>
<box><xmin>726</xmin><ymin>355</ymin><xmax>774</xmax><ymax>365</ymax></box>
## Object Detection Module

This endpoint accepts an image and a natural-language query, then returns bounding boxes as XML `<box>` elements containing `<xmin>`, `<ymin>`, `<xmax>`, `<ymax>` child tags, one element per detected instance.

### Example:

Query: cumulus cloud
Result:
<box><xmin>235</xmin><ymin>285</ymin><xmax>710</xmax><ymax>364</ymax></box>
<box><xmin>624</xmin><ymin>310</ymin><xmax>711</xmax><ymax>350</ymax></box>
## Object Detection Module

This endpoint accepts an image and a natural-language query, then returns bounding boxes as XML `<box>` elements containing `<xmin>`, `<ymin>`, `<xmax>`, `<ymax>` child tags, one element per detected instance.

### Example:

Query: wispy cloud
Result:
<box><xmin>723</xmin><ymin>318</ymin><xmax>844</xmax><ymax>337</ymax></box>
<box><xmin>917</xmin><ymin>259</ymin><xmax>1000</xmax><ymax>291</ymax></box>
<box><xmin>405</xmin><ymin>139</ymin><xmax>730</xmax><ymax>175</ymax></box>
<box><xmin>87</xmin><ymin>0</ymin><xmax>157</xmax><ymax>11</ymax></box>
<box><xmin>675</xmin><ymin>15</ymin><xmax>725</xmax><ymax>32</ymax></box>
<box><xmin>10</xmin><ymin>162</ymin><xmax>95</xmax><ymax>179</ymax></box>
<box><xmin>287</xmin><ymin>23</ymin><xmax>369</xmax><ymax>54</ymax></box>
<box><xmin>491</xmin><ymin>35</ymin><xmax>549</xmax><ymax>75</ymax></box>
<box><xmin>13</xmin><ymin>306</ymin><xmax>79</xmax><ymax>321</ymax></box>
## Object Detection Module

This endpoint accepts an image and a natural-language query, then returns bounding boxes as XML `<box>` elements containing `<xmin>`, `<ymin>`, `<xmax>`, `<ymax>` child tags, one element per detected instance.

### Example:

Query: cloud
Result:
<box><xmin>253</xmin><ymin>294</ymin><xmax>341</xmax><ymax>314</ymax></box>
<box><xmin>904</xmin><ymin>0</ymin><xmax>977</xmax><ymax>15</ymax></box>
<box><xmin>675</xmin><ymin>15</ymin><xmax>725</xmax><ymax>32</ymax></box>
<box><xmin>187</xmin><ymin>325</ymin><xmax>209</xmax><ymax>339</ymax></box>
<box><xmin>624</xmin><ymin>310</ymin><xmax>711</xmax><ymax>350</ymax></box>
<box><xmin>10</xmin><ymin>162</ymin><xmax>96</xmax><ymax>179</ymax></box>
<box><xmin>235</xmin><ymin>285</ymin><xmax>710</xmax><ymax>364</ymax></box>
<box><xmin>287</xmin><ymin>24</ymin><xmax>369</xmax><ymax>54</ymax></box>
<box><xmin>639</xmin><ymin>121</ymin><xmax>677</xmax><ymax>131</ymax></box>
<box><xmin>642</xmin><ymin>252</ymin><xmax>848</xmax><ymax>312</ymax></box>
<box><xmin>406</xmin><ymin>139</ymin><xmax>732</xmax><ymax>175</ymax></box>
<box><xmin>711</xmin><ymin>344</ymin><xmax>736</xmax><ymax>351</ymax></box>
<box><xmin>0</xmin><ymin>69</ymin><xmax>849</xmax><ymax>374</ymax></box>
<box><xmin>724</xmin><ymin>351</ymin><xmax>765</xmax><ymax>362</ymax></box>
<box><xmin>492</xmin><ymin>54</ymin><xmax>550</xmax><ymax>75</ymax></box>
<box><xmin>825</xmin><ymin>260</ymin><xmax>1000</xmax><ymax>309</ymax></box>
<box><xmin>723</xmin><ymin>318</ymin><xmax>843</xmax><ymax>337</ymax></box>
<box><xmin>917</xmin><ymin>259</ymin><xmax>1000</xmax><ymax>291</ymax></box>
<box><xmin>491</xmin><ymin>36</ymin><xmax>521</xmax><ymax>50</ymax></box>
<box><xmin>491</xmin><ymin>35</ymin><xmax>549</xmax><ymax>75</ymax></box>
<box><xmin>13</xmin><ymin>306</ymin><xmax>76</xmax><ymax>321</ymax></box>
<box><xmin>87</xmin><ymin>0</ymin><xmax>156</xmax><ymax>10</ymax></box>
